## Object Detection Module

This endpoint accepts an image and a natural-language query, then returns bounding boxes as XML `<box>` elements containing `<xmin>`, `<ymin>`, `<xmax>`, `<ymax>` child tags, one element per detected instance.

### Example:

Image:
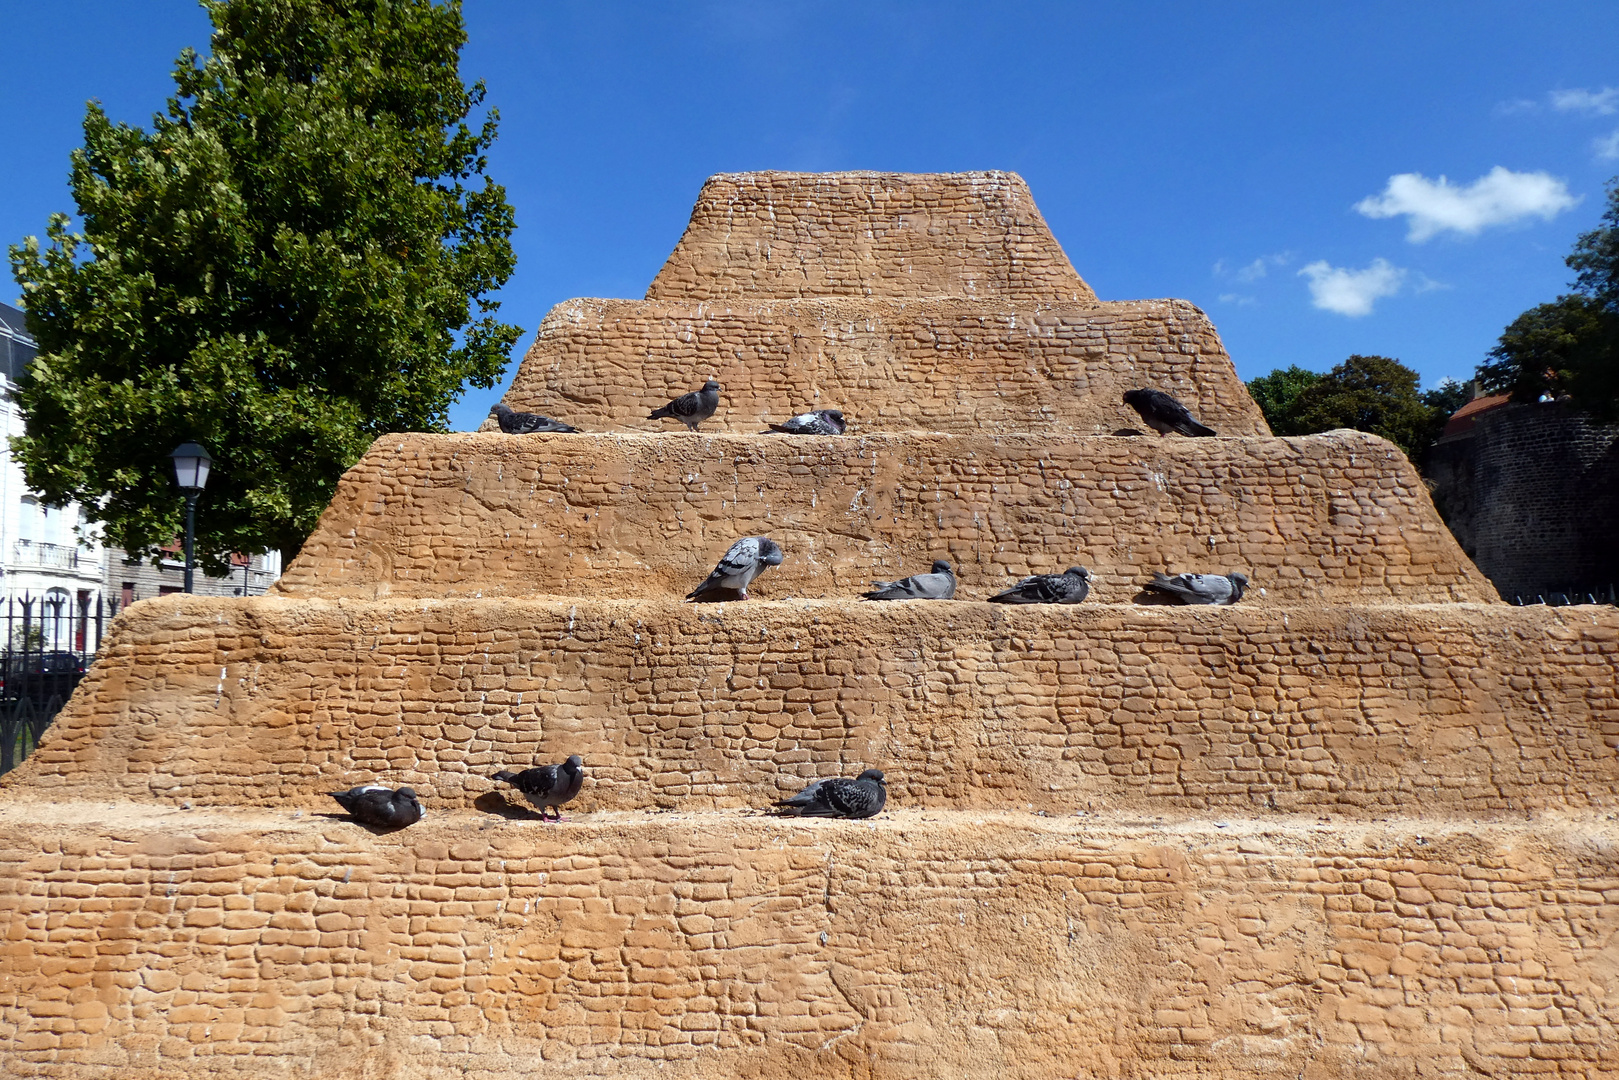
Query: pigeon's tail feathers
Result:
<box><xmin>1181</xmin><ymin>417</ymin><xmax>1217</xmax><ymax>437</ymax></box>
<box><xmin>491</xmin><ymin>769</ymin><xmax>520</xmax><ymax>783</ymax></box>
<box><xmin>647</xmin><ymin>404</ymin><xmax>674</xmax><ymax>421</ymax></box>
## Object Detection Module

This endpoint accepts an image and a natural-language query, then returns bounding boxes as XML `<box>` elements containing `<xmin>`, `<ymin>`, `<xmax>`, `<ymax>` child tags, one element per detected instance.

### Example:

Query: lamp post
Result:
<box><xmin>168</xmin><ymin>443</ymin><xmax>213</xmax><ymax>594</ymax></box>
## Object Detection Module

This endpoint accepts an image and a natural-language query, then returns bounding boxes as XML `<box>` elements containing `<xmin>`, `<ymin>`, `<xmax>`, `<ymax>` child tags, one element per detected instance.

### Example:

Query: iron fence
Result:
<box><xmin>0</xmin><ymin>593</ymin><xmax>113</xmax><ymax>774</ymax></box>
<box><xmin>1508</xmin><ymin>584</ymin><xmax>1619</xmax><ymax>607</ymax></box>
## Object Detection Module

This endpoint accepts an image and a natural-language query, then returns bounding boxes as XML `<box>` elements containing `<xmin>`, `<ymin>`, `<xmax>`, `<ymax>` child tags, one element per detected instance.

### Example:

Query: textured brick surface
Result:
<box><xmin>0</xmin><ymin>807</ymin><xmax>1614</xmax><ymax>1079</ymax></box>
<box><xmin>645</xmin><ymin>171</ymin><xmax>1096</xmax><ymax>302</ymax></box>
<box><xmin>277</xmin><ymin>430</ymin><xmax>1493</xmax><ymax>603</ymax></box>
<box><xmin>8</xmin><ymin>597</ymin><xmax>1615</xmax><ymax>816</ymax></box>
<box><xmin>4</xmin><ymin>169</ymin><xmax>1618</xmax><ymax>1079</ymax></box>
<box><xmin>494</xmin><ymin>297</ymin><xmax>1267</xmax><ymax>437</ymax></box>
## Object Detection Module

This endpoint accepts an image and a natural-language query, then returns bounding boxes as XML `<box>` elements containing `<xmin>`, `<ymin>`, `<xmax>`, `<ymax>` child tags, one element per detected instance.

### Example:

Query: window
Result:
<box><xmin>17</xmin><ymin>496</ymin><xmax>37</xmax><ymax>543</ymax></box>
<box><xmin>121</xmin><ymin>583</ymin><xmax>135</xmax><ymax>608</ymax></box>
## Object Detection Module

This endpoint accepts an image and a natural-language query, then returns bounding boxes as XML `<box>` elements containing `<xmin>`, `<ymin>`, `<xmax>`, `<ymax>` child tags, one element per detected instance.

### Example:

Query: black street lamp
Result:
<box><xmin>168</xmin><ymin>443</ymin><xmax>213</xmax><ymax>594</ymax></box>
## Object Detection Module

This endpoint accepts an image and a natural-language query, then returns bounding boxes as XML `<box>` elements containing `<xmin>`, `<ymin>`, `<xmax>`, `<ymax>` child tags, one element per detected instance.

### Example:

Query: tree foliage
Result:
<box><xmin>1245</xmin><ymin>364</ymin><xmax>1321</xmax><ymax>436</ymax></box>
<box><xmin>9</xmin><ymin>0</ymin><xmax>519</xmax><ymax>567</ymax></box>
<box><xmin>1247</xmin><ymin>355</ymin><xmax>1459</xmax><ymax>459</ymax></box>
<box><xmin>1479</xmin><ymin>178</ymin><xmax>1619</xmax><ymax>420</ymax></box>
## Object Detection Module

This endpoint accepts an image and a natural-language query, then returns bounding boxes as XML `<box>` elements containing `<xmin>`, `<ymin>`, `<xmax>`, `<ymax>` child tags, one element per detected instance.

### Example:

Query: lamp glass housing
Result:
<box><xmin>169</xmin><ymin>443</ymin><xmax>212</xmax><ymax>491</ymax></box>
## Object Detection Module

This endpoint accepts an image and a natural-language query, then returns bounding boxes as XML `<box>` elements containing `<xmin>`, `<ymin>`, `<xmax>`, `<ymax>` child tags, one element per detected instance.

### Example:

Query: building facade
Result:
<box><xmin>0</xmin><ymin>303</ymin><xmax>109</xmax><ymax>648</ymax></box>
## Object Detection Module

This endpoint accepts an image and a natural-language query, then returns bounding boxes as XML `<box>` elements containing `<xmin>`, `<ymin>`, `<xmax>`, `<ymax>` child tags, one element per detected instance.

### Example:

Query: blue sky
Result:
<box><xmin>4</xmin><ymin>1</ymin><xmax>1616</xmax><ymax>431</ymax></box>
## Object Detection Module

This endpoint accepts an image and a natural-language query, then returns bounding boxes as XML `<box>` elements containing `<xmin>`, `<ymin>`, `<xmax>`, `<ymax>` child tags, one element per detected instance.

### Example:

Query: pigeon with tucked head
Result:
<box><xmin>687</xmin><ymin>537</ymin><xmax>785</xmax><ymax>601</ymax></box>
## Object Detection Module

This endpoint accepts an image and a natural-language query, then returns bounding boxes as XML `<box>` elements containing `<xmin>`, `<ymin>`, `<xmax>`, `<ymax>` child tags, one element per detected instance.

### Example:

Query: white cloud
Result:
<box><xmin>1494</xmin><ymin>98</ymin><xmax>1540</xmax><ymax>117</ymax></box>
<box><xmin>1551</xmin><ymin>87</ymin><xmax>1619</xmax><ymax>115</ymax></box>
<box><xmin>1213</xmin><ymin>252</ymin><xmax>1290</xmax><ymax>282</ymax></box>
<box><xmin>1354</xmin><ymin>167</ymin><xmax>1580</xmax><ymax>242</ymax></box>
<box><xmin>1298</xmin><ymin>258</ymin><xmax>1406</xmax><ymax>317</ymax></box>
<box><xmin>1597</xmin><ymin>130</ymin><xmax>1619</xmax><ymax>161</ymax></box>
<box><xmin>1217</xmin><ymin>293</ymin><xmax>1257</xmax><ymax>306</ymax></box>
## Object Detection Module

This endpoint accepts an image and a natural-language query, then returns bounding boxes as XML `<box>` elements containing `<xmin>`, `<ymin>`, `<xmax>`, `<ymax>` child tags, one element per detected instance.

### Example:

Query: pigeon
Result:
<box><xmin>766</xmin><ymin>409</ymin><xmax>847</xmax><ymax>436</ymax></box>
<box><xmin>327</xmin><ymin>785</ymin><xmax>425</xmax><ymax>829</ymax></box>
<box><xmin>862</xmin><ymin>560</ymin><xmax>956</xmax><ymax>601</ymax></box>
<box><xmin>1144</xmin><ymin>571</ymin><xmax>1250</xmax><ymax>605</ymax></box>
<box><xmin>773</xmin><ymin>769</ymin><xmax>887</xmax><ymax>819</ymax></box>
<box><xmin>686</xmin><ymin>536</ymin><xmax>785</xmax><ymax>601</ymax></box>
<box><xmin>986</xmin><ymin>566</ymin><xmax>1093</xmax><ymax>604</ymax></box>
<box><xmin>491</xmin><ymin>755</ymin><xmax>586</xmax><ymax>821</ymax></box>
<box><xmin>490</xmin><ymin>403</ymin><xmax>580</xmax><ymax>434</ymax></box>
<box><xmin>1122</xmin><ymin>388</ymin><xmax>1216</xmax><ymax>437</ymax></box>
<box><xmin>648</xmin><ymin>379</ymin><xmax>721</xmax><ymax>431</ymax></box>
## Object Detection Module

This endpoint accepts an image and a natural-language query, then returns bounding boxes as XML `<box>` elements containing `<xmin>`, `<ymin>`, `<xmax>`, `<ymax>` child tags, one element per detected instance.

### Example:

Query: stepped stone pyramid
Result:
<box><xmin>2</xmin><ymin>171</ymin><xmax>1617</xmax><ymax>1079</ymax></box>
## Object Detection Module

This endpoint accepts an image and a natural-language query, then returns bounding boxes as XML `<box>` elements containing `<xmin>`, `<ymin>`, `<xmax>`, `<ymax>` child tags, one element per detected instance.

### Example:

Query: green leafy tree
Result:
<box><xmin>1420</xmin><ymin>377</ymin><xmax>1471</xmax><ymax>418</ymax></box>
<box><xmin>1479</xmin><ymin>179</ymin><xmax>1619</xmax><ymax>419</ymax></box>
<box><xmin>9</xmin><ymin>0</ymin><xmax>519</xmax><ymax>567</ymax></box>
<box><xmin>1287</xmin><ymin>354</ymin><xmax>1448</xmax><ymax>458</ymax></box>
<box><xmin>1246</xmin><ymin>364</ymin><xmax>1322</xmax><ymax>435</ymax></box>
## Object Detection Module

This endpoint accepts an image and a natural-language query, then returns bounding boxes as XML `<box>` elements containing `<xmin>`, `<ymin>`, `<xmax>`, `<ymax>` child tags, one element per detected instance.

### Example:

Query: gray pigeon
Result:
<box><xmin>1122</xmin><ymin>388</ymin><xmax>1216</xmax><ymax>437</ymax></box>
<box><xmin>491</xmin><ymin>755</ymin><xmax>586</xmax><ymax>821</ymax></box>
<box><xmin>766</xmin><ymin>409</ymin><xmax>846</xmax><ymax>436</ymax></box>
<box><xmin>774</xmin><ymin>769</ymin><xmax>887</xmax><ymax>819</ymax></box>
<box><xmin>649</xmin><ymin>379</ymin><xmax>721</xmax><ymax>430</ymax></box>
<box><xmin>490</xmin><ymin>403</ymin><xmax>580</xmax><ymax>434</ymax></box>
<box><xmin>327</xmin><ymin>784</ymin><xmax>424</xmax><ymax>829</ymax></box>
<box><xmin>687</xmin><ymin>536</ymin><xmax>785</xmax><ymax>601</ymax></box>
<box><xmin>986</xmin><ymin>566</ymin><xmax>1093</xmax><ymax>604</ymax></box>
<box><xmin>1145</xmin><ymin>571</ymin><xmax>1250</xmax><ymax>605</ymax></box>
<box><xmin>862</xmin><ymin>560</ymin><xmax>956</xmax><ymax>601</ymax></box>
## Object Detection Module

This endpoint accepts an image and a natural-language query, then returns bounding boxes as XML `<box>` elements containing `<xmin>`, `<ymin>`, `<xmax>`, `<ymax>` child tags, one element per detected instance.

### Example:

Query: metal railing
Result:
<box><xmin>1509</xmin><ymin>584</ymin><xmax>1618</xmax><ymax>607</ymax></box>
<box><xmin>10</xmin><ymin>540</ymin><xmax>82</xmax><ymax>569</ymax></box>
<box><xmin>0</xmin><ymin>593</ymin><xmax>112</xmax><ymax>774</ymax></box>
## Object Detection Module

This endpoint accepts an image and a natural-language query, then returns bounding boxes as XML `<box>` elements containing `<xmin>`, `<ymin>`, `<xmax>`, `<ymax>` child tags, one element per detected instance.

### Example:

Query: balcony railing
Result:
<box><xmin>11</xmin><ymin>541</ymin><xmax>81</xmax><ymax>570</ymax></box>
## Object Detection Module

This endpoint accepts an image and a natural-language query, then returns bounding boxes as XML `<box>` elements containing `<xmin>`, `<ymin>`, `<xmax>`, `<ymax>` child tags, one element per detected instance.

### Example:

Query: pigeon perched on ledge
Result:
<box><xmin>491</xmin><ymin>755</ymin><xmax>586</xmax><ymax>821</ymax></box>
<box><xmin>649</xmin><ymin>379</ymin><xmax>721</xmax><ymax>430</ymax></box>
<box><xmin>327</xmin><ymin>785</ymin><xmax>424</xmax><ymax>829</ymax></box>
<box><xmin>766</xmin><ymin>409</ymin><xmax>846</xmax><ymax>435</ymax></box>
<box><xmin>1145</xmin><ymin>571</ymin><xmax>1250</xmax><ymax>605</ymax></box>
<box><xmin>987</xmin><ymin>566</ymin><xmax>1093</xmax><ymax>605</ymax></box>
<box><xmin>1122</xmin><ymin>388</ymin><xmax>1216</xmax><ymax>437</ymax></box>
<box><xmin>490</xmin><ymin>403</ymin><xmax>580</xmax><ymax>434</ymax></box>
<box><xmin>862</xmin><ymin>560</ymin><xmax>956</xmax><ymax>601</ymax></box>
<box><xmin>773</xmin><ymin>769</ymin><xmax>887</xmax><ymax>819</ymax></box>
<box><xmin>687</xmin><ymin>536</ymin><xmax>785</xmax><ymax>601</ymax></box>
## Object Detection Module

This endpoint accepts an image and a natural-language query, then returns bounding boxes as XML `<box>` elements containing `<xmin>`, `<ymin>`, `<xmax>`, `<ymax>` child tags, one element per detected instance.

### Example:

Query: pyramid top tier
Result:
<box><xmin>645</xmin><ymin>171</ymin><xmax>1097</xmax><ymax>302</ymax></box>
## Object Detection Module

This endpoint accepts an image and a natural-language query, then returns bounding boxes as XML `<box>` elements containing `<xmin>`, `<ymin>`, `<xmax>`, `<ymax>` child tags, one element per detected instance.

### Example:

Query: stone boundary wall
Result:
<box><xmin>1427</xmin><ymin>402</ymin><xmax>1619</xmax><ymax>598</ymax></box>
<box><xmin>0</xmin><ymin>807</ymin><xmax>1614</xmax><ymax>1079</ymax></box>
<box><xmin>275</xmin><ymin>431</ymin><xmax>1491</xmax><ymax>603</ymax></box>
<box><xmin>11</xmin><ymin>597</ymin><xmax>1616</xmax><ymax>815</ymax></box>
<box><xmin>498</xmin><ymin>297</ymin><xmax>1267</xmax><ymax>437</ymax></box>
<box><xmin>645</xmin><ymin>171</ymin><xmax>1097</xmax><ymax>303</ymax></box>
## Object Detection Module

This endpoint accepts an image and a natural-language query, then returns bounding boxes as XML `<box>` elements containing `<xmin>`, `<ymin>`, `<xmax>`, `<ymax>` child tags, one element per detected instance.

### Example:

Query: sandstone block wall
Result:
<box><xmin>12</xmin><ymin>597</ymin><xmax>1616</xmax><ymax>816</ymax></box>
<box><xmin>5</xmin><ymin>169</ymin><xmax>1618</xmax><ymax>1079</ymax></box>
<box><xmin>646</xmin><ymin>171</ymin><xmax>1097</xmax><ymax>303</ymax></box>
<box><xmin>275</xmin><ymin>430</ymin><xmax>1493</xmax><ymax>603</ymax></box>
<box><xmin>498</xmin><ymin>297</ymin><xmax>1268</xmax><ymax>437</ymax></box>
<box><xmin>2</xmin><ymin>807</ymin><xmax>1614</xmax><ymax>1080</ymax></box>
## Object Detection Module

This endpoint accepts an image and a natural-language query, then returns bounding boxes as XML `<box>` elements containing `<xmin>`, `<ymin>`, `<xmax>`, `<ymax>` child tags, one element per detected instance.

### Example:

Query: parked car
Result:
<box><xmin>0</xmin><ymin>650</ymin><xmax>89</xmax><ymax>708</ymax></box>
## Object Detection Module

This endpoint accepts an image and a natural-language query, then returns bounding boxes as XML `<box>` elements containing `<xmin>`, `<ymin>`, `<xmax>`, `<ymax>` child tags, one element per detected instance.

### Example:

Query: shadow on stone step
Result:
<box><xmin>314</xmin><ymin>811</ymin><xmax>416</xmax><ymax>836</ymax></box>
<box><xmin>474</xmin><ymin>791</ymin><xmax>550</xmax><ymax>821</ymax></box>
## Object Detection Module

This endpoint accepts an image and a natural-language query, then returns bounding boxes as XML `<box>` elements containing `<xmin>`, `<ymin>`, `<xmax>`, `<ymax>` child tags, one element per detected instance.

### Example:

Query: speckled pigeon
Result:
<box><xmin>491</xmin><ymin>755</ymin><xmax>586</xmax><ymax>821</ymax></box>
<box><xmin>490</xmin><ymin>403</ymin><xmax>580</xmax><ymax>434</ymax></box>
<box><xmin>862</xmin><ymin>560</ymin><xmax>956</xmax><ymax>601</ymax></box>
<box><xmin>686</xmin><ymin>536</ymin><xmax>785</xmax><ymax>601</ymax></box>
<box><xmin>327</xmin><ymin>785</ymin><xmax>425</xmax><ymax>829</ymax></box>
<box><xmin>648</xmin><ymin>379</ymin><xmax>721</xmax><ymax>430</ymax></box>
<box><xmin>766</xmin><ymin>409</ymin><xmax>847</xmax><ymax>435</ymax></box>
<box><xmin>1122</xmin><ymin>388</ymin><xmax>1216</xmax><ymax>437</ymax></box>
<box><xmin>1145</xmin><ymin>571</ymin><xmax>1250</xmax><ymax>605</ymax></box>
<box><xmin>986</xmin><ymin>566</ymin><xmax>1093</xmax><ymax>604</ymax></box>
<box><xmin>773</xmin><ymin>769</ymin><xmax>887</xmax><ymax>819</ymax></box>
